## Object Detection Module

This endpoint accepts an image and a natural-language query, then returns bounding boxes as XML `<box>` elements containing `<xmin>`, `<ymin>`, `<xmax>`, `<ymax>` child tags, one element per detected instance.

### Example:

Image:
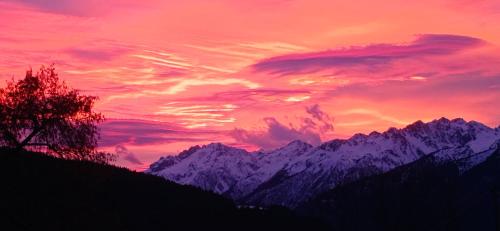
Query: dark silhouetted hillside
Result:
<box><xmin>299</xmin><ymin>146</ymin><xmax>500</xmax><ymax>231</ymax></box>
<box><xmin>0</xmin><ymin>148</ymin><xmax>328</xmax><ymax>231</ymax></box>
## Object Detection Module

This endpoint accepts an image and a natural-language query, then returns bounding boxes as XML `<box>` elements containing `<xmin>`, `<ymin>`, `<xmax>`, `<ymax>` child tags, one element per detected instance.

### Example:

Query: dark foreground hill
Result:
<box><xmin>0</xmin><ymin>148</ymin><xmax>327</xmax><ymax>231</ymax></box>
<box><xmin>298</xmin><ymin>145</ymin><xmax>500</xmax><ymax>231</ymax></box>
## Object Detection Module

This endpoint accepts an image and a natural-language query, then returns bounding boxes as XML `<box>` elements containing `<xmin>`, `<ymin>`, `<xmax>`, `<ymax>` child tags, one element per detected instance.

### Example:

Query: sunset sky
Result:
<box><xmin>1</xmin><ymin>0</ymin><xmax>499</xmax><ymax>170</ymax></box>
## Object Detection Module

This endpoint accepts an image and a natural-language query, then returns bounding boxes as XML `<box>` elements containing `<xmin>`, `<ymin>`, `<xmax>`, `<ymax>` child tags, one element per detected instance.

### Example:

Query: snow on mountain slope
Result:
<box><xmin>146</xmin><ymin>141</ymin><xmax>313</xmax><ymax>198</ymax></box>
<box><xmin>147</xmin><ymin>143</ymin><xmax>258</xmax><ymax>198</ymax></box>
<box><xmin>432</xmin><ymin>139</ymin><xmax>500</xmax><ymax>173</ymax></box>
<box><xmin>146</xmin><ymin>118</ymin><xmax>500</xmax><ymax>207</ymax></box>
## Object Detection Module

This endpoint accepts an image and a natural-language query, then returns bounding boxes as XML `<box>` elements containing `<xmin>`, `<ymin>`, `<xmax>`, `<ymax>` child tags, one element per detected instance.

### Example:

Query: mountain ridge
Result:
<box><xmin>146</xmin><ymin>117</ymin><xmax>500</xmax><ymax>207</ymax></box>
<box><xmin>297</xmin><ymin>140</ymin><xmax>500</xmax><ymax>230</ymax></box>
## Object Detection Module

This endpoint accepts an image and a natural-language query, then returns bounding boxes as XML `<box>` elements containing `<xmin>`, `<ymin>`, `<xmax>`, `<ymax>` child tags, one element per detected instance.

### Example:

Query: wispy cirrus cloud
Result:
<box><xmin>99</xmin><ymin>119</ymin><xmax>219</xmax><ymax>147</ymax></box>
<box><xmin>329</xmin><ymin>72</ymin><xmax>500</xmax><ymax>101</ymax></box>
<box><xmin>171</xmin><ymin>89</ymin><xmax>312</xmax><ymax>105</ymax></box>
<box><xmin>253</xmin><ymin>34</ymin><xmax>485</xmax><ymax>76</ymax></box>
<box><xmin>3</xmin><ymin>0</ymin><xmax>500</xmax><ymax>171</ymax></box>
<box><xmin>5</xmin><ymin>0</ymin><xmax>156</xmax><ymax>16</ymax></box>
<box><xmin>66</xmin><ymin>47</ymin><xmax>130</xmax><ymax>62</ymax></box>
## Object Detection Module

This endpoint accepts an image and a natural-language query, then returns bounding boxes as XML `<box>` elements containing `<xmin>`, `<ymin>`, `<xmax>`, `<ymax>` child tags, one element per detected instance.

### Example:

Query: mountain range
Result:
<box><xmin>298</xmin><ymin>139</ymin><xmax>500</xmax><ymax>230</ymax></box>
<box><xmin>146</xmin><ymin>118</ymin><xmax>500</xmax><ymax>208</ymax></box>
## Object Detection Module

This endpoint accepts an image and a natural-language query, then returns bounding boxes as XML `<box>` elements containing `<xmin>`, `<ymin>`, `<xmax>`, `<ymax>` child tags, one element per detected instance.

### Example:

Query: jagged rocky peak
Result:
<box><xmin>146</xmin><ymin>144</ymin><xmax>203</xmax><ymax>173</ymax></box>
<box><xmin>287</xmin><ymin>139</ymin><xmax>312</xmax><ymax>147</ymax></box>
<box><xmin>147</xmin><ymin>156</ymin><xmax>177</xmax><ymax>173</ymax></box>
<box><xmin>451</xmin><ymin>117</ymin><xmax>467</xmax><ymax>123</ymax></box>
<box><xmin>402</xmin><ymin>117</ymin><xmax>482</xmax><ymax>132</ymax></box>
<box><xmin>193</xmin><ymin>142</ymin><xmax>250</xmax><ymax>157</ymax></box>
<box><xmin>426</xmin><ymin>117</ymin><xmax>477</xmax><ymax>130</ymax></box>
<box><xmin>260</xmin><ymin>140</ymin><xmax>314</xmax><ymax>159</ymax></box>
<box><xmin>146</xmin><ymin>118</ymin><xmax>500</xmax><ymax>207</ymax></box>
<box><xmin>318</xmin><ymin>139</ymin><xmax>346</xmax><ymax>152</ymax></box>
<box><xmin>403</xmin><ymin>117</ymin><xmax>495</xmax><ymax>143</ymax></box>
<box><xmin>351</xmin><ymin>133</ymin><xmax>369</xmax><ymax>141</ymax></box>
<box><xmin>202</xmin><ymin>142</ymin><xmax>232</xmax><ymax>151</ymax></box>
<box><xmin>368</xmin><ymin>131</ymin><xmax>382</xmax><ymax>137</ymax></box>
<box><xmin>323</xmin><ymin>118</ymin><xmax>478</xmax><ymax>148</ymax></box>
<box><xmin>467</xmin><ymin>120</ymin><xmax>493</xmax><ymax>131</ymax></box>
<box><xmin>178</xmin><ymin>145</ymin><xmax>202</xmax><ymax>158</ymax></box>
<box><xmin>280</xmin><ymin>140</ymin><xmax>313</xmax><ymax>151</ymax></box>
<box><xmin>404</xmin><ymin>120</ymin><xmax>426</xmax><ymax>132</ymax></box>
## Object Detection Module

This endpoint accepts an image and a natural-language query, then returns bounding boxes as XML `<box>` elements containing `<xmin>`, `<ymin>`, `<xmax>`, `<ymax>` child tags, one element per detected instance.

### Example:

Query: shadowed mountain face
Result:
<box><xmin>147</xmin><ymin>118</ymin><xmax>500</xmax><ymax>208</ymax></box>
<box><xmin>0</xmin><ymin>148</ymin><xmax>328</xmax><ymax>231</ymax></box>
<box><xmin>298</xmin><ymin>142</ymin><xmax>500</xmax><ymax>231</ymax></box>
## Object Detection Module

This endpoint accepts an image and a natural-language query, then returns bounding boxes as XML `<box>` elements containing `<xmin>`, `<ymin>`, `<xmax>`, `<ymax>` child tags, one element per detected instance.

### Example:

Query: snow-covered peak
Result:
<box><xmin>269</xmin><ymin>140</ymin><xmax>313</xmax><ymax>155</ymax></box>
<box><xmin>198</xmin><ymin>142</ymin><xmax>243</xmax><ymax>154</ymax></box>
<box><xmin>287</xmin><ymin>139</ymin><xmax>313</xmax><ymax>148</ymax></box>
<box><xmin>147</xmin><ymin>118</ymin><xmax>499</xmax><ymax>207</ymax></box>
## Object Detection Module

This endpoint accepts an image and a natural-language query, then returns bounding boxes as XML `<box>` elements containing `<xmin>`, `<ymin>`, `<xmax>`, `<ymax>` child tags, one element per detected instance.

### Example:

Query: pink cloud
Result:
<box><xmin>6</xmin><ymin>0</ymin><xmax>156</xmax><ymax>16</ymax></box>
<box><xmin>253</xmin><ymin>34</ymin><xmax>485</xmax><ymax>76</ymax></box>
<box><xmin>2</xmin><ymin>0</ymin><xmax>500</xmax><ymax>170</ymax></box>
<box><xmin>65</xmin><ymin>47</ymin><xmax>130</xmax><ymax>62</ymax></box>
<box><xmin>98</xmin><ymin>119</ymin><xmax>220</xmax><ymax>147</ymax></box>
<box><xmin>115</xmin><ymin>145</ymin><xmax>144</xmax><ymax>165</ymax></box>
<box><xmin>230</xmin><ymin>104</ymin><xmax>334</xmax><ymax>150</ymax></box>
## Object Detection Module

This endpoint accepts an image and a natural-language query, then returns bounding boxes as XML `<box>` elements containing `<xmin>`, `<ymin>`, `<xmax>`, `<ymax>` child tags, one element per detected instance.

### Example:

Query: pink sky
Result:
<box><xmin>1</xmin><ymin>0</ymin><xmax>499</xmax><ymax>170</ymax></box>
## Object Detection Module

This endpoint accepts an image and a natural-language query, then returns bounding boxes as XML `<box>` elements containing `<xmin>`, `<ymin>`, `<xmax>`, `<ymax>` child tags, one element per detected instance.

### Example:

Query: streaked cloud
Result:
<box><xmin>253</xmin><ymin>34</ymin><xmax>485</xmax><ymax>76</ymax></box>
<box><xmin>285</xmin><ymin>95</ymin><xmax>310</xmax><ymax>102</ymax></box>
<box><xmin>5</xmin><ymin>0</ymin><xmax>155</xmax><ymax>16</ymax></box>
<box><xmin>99</xmin><ymin>119</ymin><xmax>217</xmax><ymax>147</ymax></box>
<box><xmin>2</xmin><ymin>0</ymin><xmax>500</xmax><ymax>170</ymax></box>
<box><xmin>338</xmin><ymin>108</ymin><xmax>410</xmax><ymax>125</ymax></box>
<box><xmin>66</xmin><ymin>47</ymin><xmax>130</xmax><ymax>62</ymax></box>
<box><xmin>148</xmin><ymin>78</ymin><xmax>260</xmax><ymax>95</ymax></box>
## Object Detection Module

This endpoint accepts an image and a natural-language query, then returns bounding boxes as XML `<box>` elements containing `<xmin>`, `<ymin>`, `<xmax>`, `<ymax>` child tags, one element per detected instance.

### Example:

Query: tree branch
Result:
<box><xmin>24</xmin><ymin>142</ymin><xmax>49</xmax><ymax>146</ymax></box>
<box><xmin>17</xmin><ymin>127</ymin><xmax>42</xmax><ymax>150</ymax></box>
